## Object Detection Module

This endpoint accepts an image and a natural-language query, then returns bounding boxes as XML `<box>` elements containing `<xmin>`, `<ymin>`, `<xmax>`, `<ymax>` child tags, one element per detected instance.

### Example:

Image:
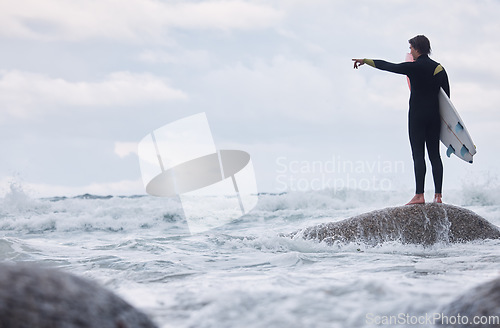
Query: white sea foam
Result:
<box><xmin>1</xmin><ymin>182</ymin><xmax>500</xmax><ymax>327</ymax></box>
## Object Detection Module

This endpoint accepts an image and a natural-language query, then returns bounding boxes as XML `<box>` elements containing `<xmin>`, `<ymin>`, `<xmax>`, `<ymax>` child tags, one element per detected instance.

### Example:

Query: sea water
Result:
<box><xmin>1</xmin><ymin>183</ymin><xmax>499</xmax><ymax>328</ymax></box>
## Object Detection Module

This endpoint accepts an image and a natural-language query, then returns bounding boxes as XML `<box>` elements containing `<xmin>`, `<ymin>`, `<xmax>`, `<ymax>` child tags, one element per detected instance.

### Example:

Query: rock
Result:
<box><xmin>293</xmin><ymin>203</ymin><xmax>500</xmax><ymax>246</ymax></box>
<box><xmin>438</xmin><ymin>276</ymin><xmax>500</xmax><ymax>327</ymax></box>
<box><xmin>0</xmin><ymin>262</ymin><xmax>158</xmax><ymax>328</ymax></box>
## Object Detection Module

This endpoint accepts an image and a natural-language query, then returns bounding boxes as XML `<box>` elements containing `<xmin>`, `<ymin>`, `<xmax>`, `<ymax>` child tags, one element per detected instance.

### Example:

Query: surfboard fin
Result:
<box><xmin>455</xmin><ymin>122</ymin><xmax>464</xmax><ymax>133</ymax></box>
<box><xmin>460</xmin><ymin>145</ymin><xmax>469</xmax><ymax>157</ymax></box>
<box><xmin>446</xmin><ymin>145</ymin><xmax>455</xmax><ymax>158</ymax></box>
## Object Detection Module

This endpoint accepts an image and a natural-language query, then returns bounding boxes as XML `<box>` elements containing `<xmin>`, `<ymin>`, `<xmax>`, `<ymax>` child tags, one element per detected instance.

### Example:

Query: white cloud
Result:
<box><xmin>201</xmin><ymin>55</ymin><xmax>338</xmax><ymax>123</ymax></box>
<box><xmin>114</xmin><ymin>142</ymin><xmax>139</xmax><ymax>158</ymax></box>
<box><xmin>0</xmin><ymin>70</ymin><xmax>187</xmax><ymax>120</ymax></box>
<box><xmin>452</xmin><ymin>82</ymin><xmax>500</xmax><ymax>115</ymax></box>
<box><xmin>0</xmin><ymin>0</ymin><xmax>284</xmax><ymax>42</ymax></box>
<box><xmin>138</xmin><ymin>49</ymin><xmax>212</xmax><ymax>67</ymax></box>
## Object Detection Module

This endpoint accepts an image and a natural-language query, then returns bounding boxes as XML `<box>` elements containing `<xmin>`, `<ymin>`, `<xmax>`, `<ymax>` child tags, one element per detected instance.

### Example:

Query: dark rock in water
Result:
<box><xmin>0</xmin><ymin>262</ymin><xmax>158</xmax><ymax>328</ymax></box>
<box><xmin>293</xmin><ymin>203</ymin><xmax>500</xmax><ymax>246</ymax></box>
<box><xmin>439</xmin><ymin>276</ymin><xmax>500</xmax><ymax>327</ymax></box>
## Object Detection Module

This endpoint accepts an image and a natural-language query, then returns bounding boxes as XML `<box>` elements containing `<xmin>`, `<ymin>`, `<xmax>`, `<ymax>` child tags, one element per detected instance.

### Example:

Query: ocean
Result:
<box><xmin>1</xmin><ymin>183</ymin><xmax>499</xmax><ymax>328</ymax></box>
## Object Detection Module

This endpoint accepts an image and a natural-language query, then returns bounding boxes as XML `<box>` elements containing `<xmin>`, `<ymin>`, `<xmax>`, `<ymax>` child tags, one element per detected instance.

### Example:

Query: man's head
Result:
<box><xmin>409</xmin><ymin>35</ymin><xmax>431</xmax><ymax>58</ymax></box>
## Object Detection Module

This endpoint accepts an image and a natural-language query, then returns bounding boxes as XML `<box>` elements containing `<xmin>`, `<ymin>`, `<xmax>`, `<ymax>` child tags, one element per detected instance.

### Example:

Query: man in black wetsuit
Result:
<box><xmin>352</xmin><ymin>35</ymin><xmax>450</xmax><ymax>205</ymax></box>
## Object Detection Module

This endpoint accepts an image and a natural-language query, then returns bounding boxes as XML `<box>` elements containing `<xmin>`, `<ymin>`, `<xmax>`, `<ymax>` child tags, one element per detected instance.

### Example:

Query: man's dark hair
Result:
<box><xmin>409</xmin><ymin>35</ymin><xmax>431</xmax><ymax>55</ymax></box>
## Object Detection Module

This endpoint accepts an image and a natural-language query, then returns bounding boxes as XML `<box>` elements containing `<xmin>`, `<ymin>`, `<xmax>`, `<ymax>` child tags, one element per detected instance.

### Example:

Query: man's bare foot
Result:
<box><xmin>433</xmin><ymin>193</ymin><xmax>442</xmax><ymax>203</ymax></box>
<box><xmin>406</xmin><ymin>193</ymin><xmax>425</xmax><ymax>205</ymax></box>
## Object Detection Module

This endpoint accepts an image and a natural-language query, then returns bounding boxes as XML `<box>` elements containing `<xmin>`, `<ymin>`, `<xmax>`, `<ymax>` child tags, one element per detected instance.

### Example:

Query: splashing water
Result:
<box><xmin>1</xmin><ymin>183</ymin><xmax>500</xmax><ymax>327</ymax></box>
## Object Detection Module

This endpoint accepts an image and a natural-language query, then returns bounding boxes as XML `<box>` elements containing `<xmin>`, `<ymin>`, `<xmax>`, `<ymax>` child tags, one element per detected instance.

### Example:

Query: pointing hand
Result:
<box><xmin>352</xmin><ymin>59</ymin><xmax>365</xmax><ymax>69</ymax></box>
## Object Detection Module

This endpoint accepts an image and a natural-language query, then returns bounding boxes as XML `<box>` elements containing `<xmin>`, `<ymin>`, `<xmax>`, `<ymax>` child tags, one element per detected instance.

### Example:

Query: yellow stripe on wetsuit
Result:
<box><xmin>364</xmin><ymin>59</ymin><xmax>376</xmax><ymax>68</ymax></box>
<box><xmin>433</xmin><ymin>64</ymin><xmax>443</xmax><ymax>76</ymax></box>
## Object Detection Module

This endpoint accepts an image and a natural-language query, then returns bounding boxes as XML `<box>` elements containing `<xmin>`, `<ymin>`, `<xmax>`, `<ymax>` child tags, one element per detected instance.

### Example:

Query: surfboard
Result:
<box><xmin>404</xmin><ymin>54</ymin><xmax>476</xmax><ymax>163</ymax></box>
<box><xmin>438</xmin><ymin>88</ymin><xmax>476</xmax><ymax>163</ymax></box>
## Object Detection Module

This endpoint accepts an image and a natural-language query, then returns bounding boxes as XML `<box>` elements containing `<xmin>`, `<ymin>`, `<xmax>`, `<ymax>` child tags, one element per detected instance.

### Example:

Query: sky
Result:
<box><xmin>1</xmin><ymin>0</ymin><xmax>499</xmax><ymax>197</ymax></box>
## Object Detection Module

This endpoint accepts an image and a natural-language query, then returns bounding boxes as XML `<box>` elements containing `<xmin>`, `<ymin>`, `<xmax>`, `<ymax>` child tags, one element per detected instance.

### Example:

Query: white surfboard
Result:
<box><xmin>438</xmin><ymin>88</ymin><xmax>476</xmax><ymax>163</ymax></box>
<box><xmin>404</xmin><ymin>53</ymin><xmax>476</xmax><ymax>163</ymax></box>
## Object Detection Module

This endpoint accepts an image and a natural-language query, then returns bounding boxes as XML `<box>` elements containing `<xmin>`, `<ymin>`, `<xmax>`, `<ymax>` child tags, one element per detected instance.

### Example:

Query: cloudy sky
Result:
<box><xmin>1</xmin><ymin>0</ymin><xmax>499</xmax><ymax>197</ymax></box>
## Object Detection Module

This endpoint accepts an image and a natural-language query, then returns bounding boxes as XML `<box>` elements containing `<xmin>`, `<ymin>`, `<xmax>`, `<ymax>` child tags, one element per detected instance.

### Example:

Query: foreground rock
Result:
<box><xmin>438</xmin><ymin>276</ymin><xmax>500</xmax><ymax>327</ymax></box>
<box><xmin>0</xmin><ymin>262</ymin><xmax>158</xmax><ymax>328</ymax></box>
<box><xmin>293</xmin><ymin>203</ymin><xmax>500</xmax><ymax>246</ymax></box>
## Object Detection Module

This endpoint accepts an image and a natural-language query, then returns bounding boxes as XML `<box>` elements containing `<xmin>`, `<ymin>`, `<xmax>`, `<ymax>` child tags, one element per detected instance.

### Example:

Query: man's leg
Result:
<box><xmin>407</xmin><ymin>117</ymin><xmax>426</xmax><ymax>205</ymax></box>
<box><xmin>426</xmin><ymin>116</ymin><xmax>443</xmax><ymax>203</ymax></box>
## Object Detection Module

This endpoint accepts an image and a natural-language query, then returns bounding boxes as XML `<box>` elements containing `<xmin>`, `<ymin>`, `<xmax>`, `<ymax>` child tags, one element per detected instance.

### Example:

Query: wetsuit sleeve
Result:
<box><xmin>434</xmin><ymin>64</ymin><xmax>451</xmax><ymax>98</ymax></box>
<box><xmin>364</xmin><ymin>59</ymin><xmax>413</xmax><ymax>75</ymax></box>
<box><xmin>441</xmin><ymin>69</ymin><xmax>450</xmax><ymax>98</ymax></box>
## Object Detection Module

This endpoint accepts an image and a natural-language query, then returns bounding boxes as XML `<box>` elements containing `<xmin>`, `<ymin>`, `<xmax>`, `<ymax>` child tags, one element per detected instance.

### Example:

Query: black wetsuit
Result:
<box><xmin>365</xmin><ymin>55</ymin><xmax>450</xmax><ymax>194</ymax></box>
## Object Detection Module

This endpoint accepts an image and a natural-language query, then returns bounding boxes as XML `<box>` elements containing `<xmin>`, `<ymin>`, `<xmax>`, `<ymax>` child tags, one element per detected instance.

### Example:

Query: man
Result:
<box><xmin>352</xmin><ymin>35</ymin><xmax>450</xmax><ymax>205</ymax></box>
